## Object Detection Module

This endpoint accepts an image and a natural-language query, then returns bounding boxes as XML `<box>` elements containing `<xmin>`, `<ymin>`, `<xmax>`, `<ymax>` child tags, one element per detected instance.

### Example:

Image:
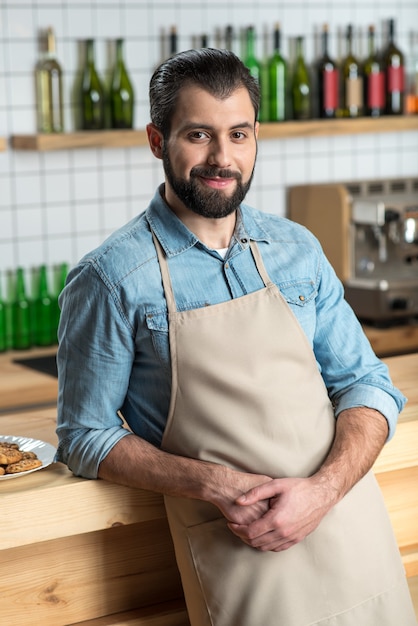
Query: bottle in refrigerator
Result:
<box><xmin>268</xmin><ymin>22</ymin><xmax>288</xmax><ymax>122</ymax></box>
<box><xmin>292</xmin><ymin>36</ymin><xmax>311</xmax><ymax>120</ymax></box>
<box><xmin>383</xmin><ymin>19</ymin><xmax>405</xmax><ymax>115</ymax></box>
<box><xmin>340</xmin><ymin>24</ymin><xmax>363</xmax><ymax>117</ymax></box>
<box><xmin>35</xmin><ymin>27</ymin><xmax>64</xmax><ymax>133</ymax></box>
<box><xmin>316</xmin><ymin>24</ymin><xmax>339</xmax><ymax>118</ymax></box>
<box><xmin>81</xmin><ymin>39</ymin><xmax>106</xmax><ymax>130</ymax></box>
<box><xmin>363</xmin><ymin>25</ymin><xmax>385</xmax><ymax>117</ymax></box>
<box><xmin>110</xmin><ymin>39</ymin><xmax>135</xmax><ymax>129</ymax></box>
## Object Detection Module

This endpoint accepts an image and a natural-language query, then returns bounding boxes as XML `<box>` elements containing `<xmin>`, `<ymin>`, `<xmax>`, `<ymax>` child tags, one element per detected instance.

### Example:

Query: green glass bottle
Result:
<box><xmin>34</xmin><ymin>265</ymin><xmax>53</xmax><ymax>346</ymax></box>
<box><xmin>110</xmin><ymin>39</ymin><xmax>135</xmax><ymax>129</ymax></box>
<box><xmin>0</xmin><ymin>275</ymin><xmax>7</xmax><ymax>352</ymax></box>
<box><xmin>340</xmin><ymin>24</ymin><xmax>363</xmax><ymax>118</ymax></box>
<box><xmin>81</xmin><ymin>39</ymin><xmax>106</xmax><ymax>130</ymax></box>
<box><xmin>12</xmin><ymin>268</ymin><xmax>31</xmax><ymax>350</ymax></box>
<box><xmin>268</xmin><ymin>22</ymin><xmax>288</xmax><ymax>122</ymax></box>
<box><xmin>243</xmin><ymin>26</ymin><xmax>264</xmax><ymax>121</ymax></box>
<box><xmin>292</xmin><ymin>36</ymin><xmax>310</xmax><ymax>120</ymax></box>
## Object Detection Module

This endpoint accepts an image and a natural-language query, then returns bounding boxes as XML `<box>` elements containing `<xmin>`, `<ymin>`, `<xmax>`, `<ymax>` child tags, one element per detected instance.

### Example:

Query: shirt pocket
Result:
<box><xmin>278</xmin><ymin>280</ymin><xmax>317</xmax><ymax>307</ymax></box>
<box><xmin>145</xmin><ymin>309</ymin><xmax>170</xmax><ymax>367</ymax></box>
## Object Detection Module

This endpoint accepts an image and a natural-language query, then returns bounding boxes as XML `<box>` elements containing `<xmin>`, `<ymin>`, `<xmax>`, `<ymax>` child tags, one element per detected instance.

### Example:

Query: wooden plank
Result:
<box><xmin>66</xmin><ymin>600</ymin><xmax>189</xmax><ymax>626</ymax></box>
<box><xmin>0</xmin><ymin>521</ymin><xmax>184</xmax><ymax>626</ymax></box>
<box><xmin>373</xmin><ymin>417</ymin><xmax>418</xmax><ymax>474</ymax></box>
<box><xmin>258</xmin><ymin>115</ymin><xmax>418</xmax><ymax>140</ymax></box>
<box><xmin>365</xmin><ymin>324</ymin><xmax>418</xmax><ymax>358</ymax></box>
<box><xmin>376</xmin><ymin>466</ymin><xmax>418</xmax><ymax>552</ymax></box>
<box><xmin>408</xmin><ymin>574</ymin><xmax>418</xmax><ymax>620</ymax></box>
<box><xmin>0</xmin><ymin>136</ymin><xmax>7</xmax><ymax>151</ymax></box>
<box><xmin>10</xmin><ymin>129</ymin><xmax>149</xmax><ymax>151</ymax></box>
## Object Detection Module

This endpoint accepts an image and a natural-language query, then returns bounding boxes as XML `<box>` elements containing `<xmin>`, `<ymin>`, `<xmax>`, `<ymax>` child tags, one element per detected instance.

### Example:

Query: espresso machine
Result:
<box><xmin>288</xmin><ymin>178</ymin><xmax>418</xmax><ymax>325</ymax></box>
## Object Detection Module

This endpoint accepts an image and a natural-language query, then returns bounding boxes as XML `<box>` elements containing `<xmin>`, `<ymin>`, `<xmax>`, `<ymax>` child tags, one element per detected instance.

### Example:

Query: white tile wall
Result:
<box><xmin>0</xmin><ymin>0</ymin><xmax>418</xmax><ymax>285</ymax></box>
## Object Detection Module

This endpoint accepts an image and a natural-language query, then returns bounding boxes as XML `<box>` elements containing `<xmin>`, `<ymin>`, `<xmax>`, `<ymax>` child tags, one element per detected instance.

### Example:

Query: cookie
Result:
<box><xmin>0</xmin><ymin>441</ymin><xmax>20</xmax><ymax>449</ymax></box>
<box><xmin>0</xmin><ymin>466</ymin><xmax>5</xmax><ymax>475</ymax></box>
<box><xmin>5</xmin><ymin>458</ymin><xmax>43</xmax><ymax>474</ymax></box>
<box><xmin>0</xmin><ymin>446</ymin><xmax>23</xmax><ymax>465</ymax></box>
<box><xmin>21</xmin><ymin>451</ymin><xmax>38</xmax><ymax>460</ymax></box>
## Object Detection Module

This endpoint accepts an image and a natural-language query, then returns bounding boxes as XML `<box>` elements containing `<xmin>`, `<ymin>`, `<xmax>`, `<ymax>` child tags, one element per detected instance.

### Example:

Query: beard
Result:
<box><xmin>162</xmin><ymin>145</ymin><xmax>255</xmax><ymax>219</ymax></box>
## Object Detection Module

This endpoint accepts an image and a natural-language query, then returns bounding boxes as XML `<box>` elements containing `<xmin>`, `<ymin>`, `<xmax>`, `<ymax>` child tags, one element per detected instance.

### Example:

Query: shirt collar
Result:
<box><xmin>146</xmin><ymin>184</ymin><xmax>272</xmax><ymax>258</ymax></box>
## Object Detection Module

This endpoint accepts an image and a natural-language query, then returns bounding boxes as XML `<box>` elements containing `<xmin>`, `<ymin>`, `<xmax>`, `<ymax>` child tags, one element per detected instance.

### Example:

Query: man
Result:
<box><xmin>56</xmin><ymin>48</ymin><xmax>416</xmax><ymax>625</ymax></box>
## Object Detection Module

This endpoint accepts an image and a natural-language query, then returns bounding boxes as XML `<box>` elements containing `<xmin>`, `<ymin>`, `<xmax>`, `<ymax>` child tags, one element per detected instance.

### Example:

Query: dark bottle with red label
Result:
<box><xmin>317</xmin><ymin>24</ymin><xmax>339</xmax><ymax>118</ymax></box>
<box><xmin>363</xmin><ymin>25</ymin><xmax>385</xmax><ymax>117</ymax></box>
<box><xmin>383</xmin><ymin>19</ymin><xmax>405</xmax><ymax>115</ymax></box>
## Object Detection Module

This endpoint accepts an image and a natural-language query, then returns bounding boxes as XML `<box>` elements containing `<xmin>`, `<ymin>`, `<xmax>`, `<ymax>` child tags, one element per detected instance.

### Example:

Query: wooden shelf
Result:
<box><xmin>11</xmin><ymin>129</ymin><xmax>148</xmax><ymax>151</ymax></box>
<box><xmin>0</xmin><ymin>137</ymin><xmax>7</xmax><ymax>151</ymax></box>
<box><xmin>259</xmin><ymin>115</ymin><xmax>418</xmax><ymax>139</ymax></box>
<box><xmin>10</xmin><ymin>116</ymin><xmax>418</xmax><ymax>151</ymax></box>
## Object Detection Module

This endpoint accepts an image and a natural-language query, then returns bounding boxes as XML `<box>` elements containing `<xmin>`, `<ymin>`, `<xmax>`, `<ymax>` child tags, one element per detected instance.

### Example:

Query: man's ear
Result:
<box><xmin>146</xmin><ymin>123</ymin><xmax>164</xmax><ymax>159</ymax></box>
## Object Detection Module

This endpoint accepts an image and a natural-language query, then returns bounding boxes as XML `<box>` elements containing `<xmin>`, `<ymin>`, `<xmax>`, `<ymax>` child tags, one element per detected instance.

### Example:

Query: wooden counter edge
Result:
<box><xmin>1</xmin><ymin>466</ymin><xmax>167</xmax><ymax>550</ymax></box>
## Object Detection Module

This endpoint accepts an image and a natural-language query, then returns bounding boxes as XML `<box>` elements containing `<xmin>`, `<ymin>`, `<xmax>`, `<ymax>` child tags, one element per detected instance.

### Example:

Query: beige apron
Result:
<box><xmin>153</xmin><ymin>233</ymin><xmax>416</xmax><ymax>626</ymax></box>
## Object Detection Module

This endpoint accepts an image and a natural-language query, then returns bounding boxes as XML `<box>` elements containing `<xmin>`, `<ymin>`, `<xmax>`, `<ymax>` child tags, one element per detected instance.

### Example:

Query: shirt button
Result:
<box><xmin>299</xmin><ymin>295</ymin><xmax>305</xmax><ymax>301</ymax></box>
<box><xmin>225</xmin><ymin>262</ymin><xmax>229</xmax><ymax>269</ymax></box>
<box><xmin>241</xmin><ymin>238</ymin><xmax>248</xmax><ymax>244</ymax></box>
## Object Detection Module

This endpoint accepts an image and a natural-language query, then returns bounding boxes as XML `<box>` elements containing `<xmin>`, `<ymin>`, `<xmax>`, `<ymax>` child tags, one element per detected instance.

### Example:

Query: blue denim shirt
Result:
<box><xmin>56</xmin><ymin>185</ymin><xmax>406</xmax><ymax>479</ymax></box>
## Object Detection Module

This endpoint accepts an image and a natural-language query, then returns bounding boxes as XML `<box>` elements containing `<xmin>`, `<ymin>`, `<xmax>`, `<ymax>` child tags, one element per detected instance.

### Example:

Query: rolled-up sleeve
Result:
<box><xmin>55</xmin><ymin>262</ymin><xmax>135</xmax><ymax>478</ymax></box>
<box><xmin>312</xmin><ymin>248</ymin><xmax>406</xmax><ymax>441</ymax></box>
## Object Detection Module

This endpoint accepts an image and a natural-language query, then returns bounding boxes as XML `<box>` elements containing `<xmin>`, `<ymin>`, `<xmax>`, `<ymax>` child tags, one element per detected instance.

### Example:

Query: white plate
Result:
<box><xmin>0</xmin><ymin>435</ymin><xmax>56</xmax><ymax>480</ymax></box>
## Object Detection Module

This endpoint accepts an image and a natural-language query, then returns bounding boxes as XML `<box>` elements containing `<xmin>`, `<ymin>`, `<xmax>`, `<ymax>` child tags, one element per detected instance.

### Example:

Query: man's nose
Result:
<box><xmin>207</xmin><ymin>138</ymin><xmax>231</xmax><ymax>168</ymax></box>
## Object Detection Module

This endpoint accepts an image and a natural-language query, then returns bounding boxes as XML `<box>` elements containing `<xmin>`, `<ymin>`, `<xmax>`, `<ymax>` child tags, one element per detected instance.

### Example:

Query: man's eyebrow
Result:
<box><xmin>179</xmin><ymin>121</ymin><xmax>255</xmax><ymax>132</ymax></box>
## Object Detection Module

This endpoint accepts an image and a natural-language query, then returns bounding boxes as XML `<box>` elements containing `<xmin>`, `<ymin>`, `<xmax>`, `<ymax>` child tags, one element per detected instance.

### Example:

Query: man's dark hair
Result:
<box><xmin>149</xmin><ymin>48</ymin><xmax>260</xmax><ymax>139</ymax></box>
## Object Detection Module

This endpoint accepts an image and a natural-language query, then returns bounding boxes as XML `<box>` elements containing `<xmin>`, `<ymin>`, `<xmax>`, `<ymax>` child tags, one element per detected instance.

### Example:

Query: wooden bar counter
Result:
<box><xmin>0</xmin><ymin>349</ymin><xmax>417</xmax><ymax>625</ymax></box>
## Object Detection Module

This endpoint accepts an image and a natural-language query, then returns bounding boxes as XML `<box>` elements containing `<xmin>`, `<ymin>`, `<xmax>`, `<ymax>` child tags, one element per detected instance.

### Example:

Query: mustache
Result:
<box><xmin>190</xmin><ymin>166</ymin><xmax>242</xmax><ymax>181</ymax></box>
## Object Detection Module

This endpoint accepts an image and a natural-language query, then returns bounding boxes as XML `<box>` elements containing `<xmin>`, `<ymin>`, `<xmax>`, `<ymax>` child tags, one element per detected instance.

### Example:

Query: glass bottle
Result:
<box><xmin>51</xmin><ymin>262</ymin><xmax>68</xmax><ymax>341</ymax></box>
<box><xmin>292</xmin><ymin>36</ymin><xmax>310</xmax><ymax>120</ymax></box>
<box><xmin>110</xmin><ymin>39</ymin><xmax>135</xmax><ymax>129</ymax></box>
<box><xmin>268</xmin><ymin>22</ymin><xmax>288</xmax><ymax>122</ymax></box>
<box><xmin>81</xmin><ymin>39</ymin><xmax>106</xmax><ymax>130</ymax></box>
<box><xmin>225</xmin><ymin>25</ymin><xmax>234</xmax><ymax>52</ymax></box>
<box><xmin>340</xmin><ymin>24</ymin><xmax>363</xmax><ymax>118</ymax></box>
<box><xmin>169</xmin><ymin>26</ymin><xmax>178</xmax><ymax>57</ymax></box>
<box><xmin>11</xmin><ymin>268</ymin><xmax>31</xmax><ymax>350</ymax></box>
<box><xmin>0</xmin><ymin>275</ymin><xmax>6</xmax><ymax>352</ymax></box>
<box><xmin>316</xmin><ymin>24</ymin><xmax>339</xmax><ymax>118</ymax></box>
<box><xmin>34</xmin><ymin>265</ymin><xmax>53</xmax><ymax>346</ymax></box>
<box><xmin>383</xmin><ymin>19</ymin><xmax>405</xmax><ymax>115</ymax></box>
<box><xmin>405</xmin><ymin>31</ymin><xmax>418</xmax><ymax>115</ymax></box>
<box><xmin>243</xmin><ymin>26</ymin><xmax>265</xmax><ymax>120</ymax></box>
<box><xmin>363</xmin><ymin>25</ymin><xmax>385</xmax><ymax>117</ymax></box>
<box><xmin>35</xmin><ymin>26</ymin><xmax>64</xmax><ymax>133</ymax></box>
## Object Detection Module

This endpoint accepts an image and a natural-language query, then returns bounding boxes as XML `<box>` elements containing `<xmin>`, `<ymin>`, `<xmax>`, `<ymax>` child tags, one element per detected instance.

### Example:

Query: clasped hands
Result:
<box><xmin>217</xmin><ymin>473</ymin><xmax>335</xmax><ymax>553</ymax></box>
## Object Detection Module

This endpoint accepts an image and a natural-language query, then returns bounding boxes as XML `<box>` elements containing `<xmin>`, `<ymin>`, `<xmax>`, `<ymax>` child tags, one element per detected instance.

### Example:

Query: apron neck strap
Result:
<box><xmin>152</xmin><ymin>230</ymin><xmax>177</xmax><ymax>314</ymax></box>
<box><xmin>249</xmin><ymin>240</ymin><xmax>273</xmax><ymax>288</ymax></box>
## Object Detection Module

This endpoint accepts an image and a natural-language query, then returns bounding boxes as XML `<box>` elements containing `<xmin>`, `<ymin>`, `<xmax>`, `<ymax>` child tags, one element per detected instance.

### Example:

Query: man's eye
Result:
<box><xmin>189</xmin><ymin>131</ymin><xmax>207</xmax><ymax>140</ymax></box>
<box><xmin>232</xmin><ymin>131</ymin><xmax>246</xmax><ymax>139</ymax></box>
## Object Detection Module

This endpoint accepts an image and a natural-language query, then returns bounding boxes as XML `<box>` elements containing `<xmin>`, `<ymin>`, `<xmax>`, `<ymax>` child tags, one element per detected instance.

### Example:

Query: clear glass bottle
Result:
<box><xmin>317</xmin><ymin>24</ymin><xmax>339</xmax><ymax>118</ymax></box>
<box><xmin>268</xmin><ymin>22</ymin><xmax>288</xmax><ymax>122</ymax></box>
<box><xmin>363</xmin><ymin>25</ymin><xmax>385</xmax><ymax>117</ymax></box>
<box><xmin>35</xmin><ymin>27</ymin><xmax>64</xmax><ymax>133</ymax></box>
<box><xmin>340</xmin><ymin>24</ymin><xmax>363</xmax><ymax>118</ymax></box>
<box><xmin>81</xmin><ymin>39</ymin><xmax>106</xmax><ymax>130</ymax></box>
<box><xmin>292</xmin><ymin>36</ymin><xmax>311</xmax><ymax>120</ymax></box>
<box><xmin>110</xmin><ymin>39</ymin><xmax>135</xmax><ymax>129</ymax></box>
<box><xmin>383</xmin><ymin>19</ymin><xmax>405</xmax><ymax>115</ymax></box>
